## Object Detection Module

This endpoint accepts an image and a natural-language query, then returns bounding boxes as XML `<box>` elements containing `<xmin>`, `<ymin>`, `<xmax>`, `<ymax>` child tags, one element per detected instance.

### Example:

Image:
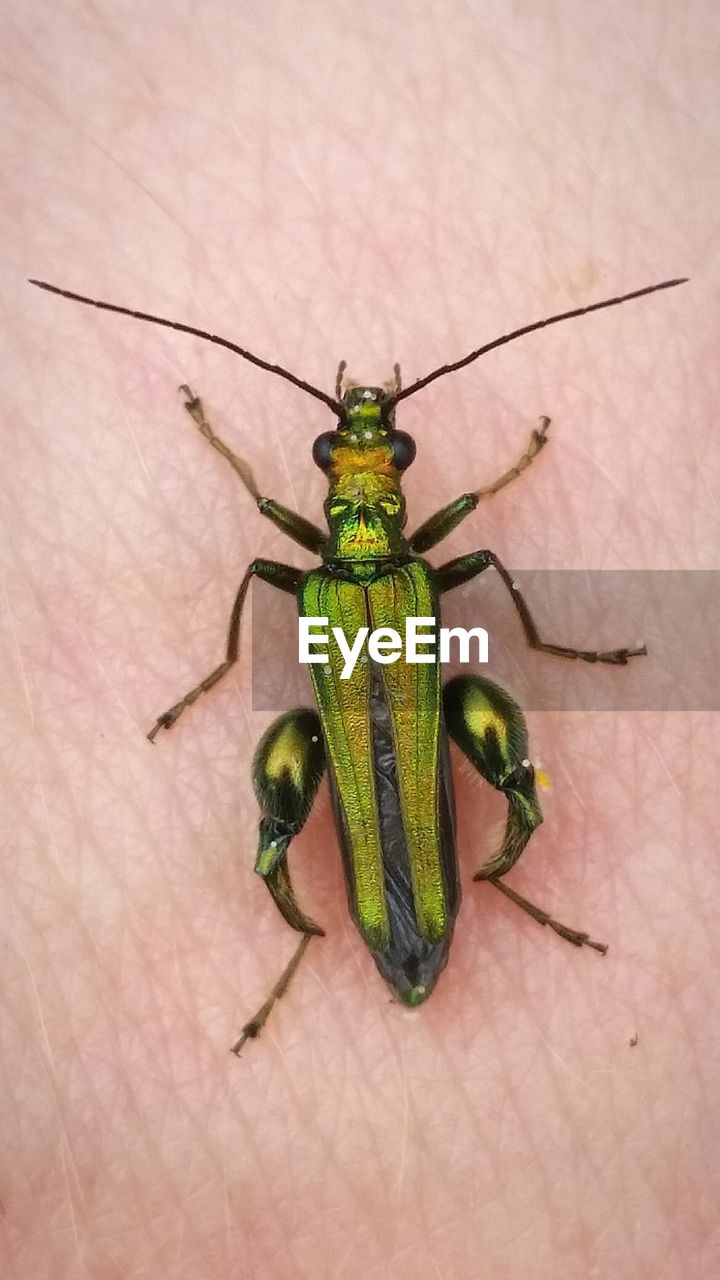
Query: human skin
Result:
<box><xmin>2</xmin><ymin>3</ymin><xmax>720</xmax><ymax>1278</ymax></box>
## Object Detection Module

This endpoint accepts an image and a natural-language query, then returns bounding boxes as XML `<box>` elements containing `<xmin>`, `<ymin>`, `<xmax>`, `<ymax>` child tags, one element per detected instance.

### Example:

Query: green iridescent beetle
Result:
<box><xmin>30</xmin><ymin>274</ymin><xmax>687</xmax><ymax>1052</ymax></box>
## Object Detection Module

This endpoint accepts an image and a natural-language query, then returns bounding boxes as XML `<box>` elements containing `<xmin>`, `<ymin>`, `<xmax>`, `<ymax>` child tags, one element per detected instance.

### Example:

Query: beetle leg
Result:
<box><xmin>231</xmin><ymin>934</ymin><xmax>315</xmax><ymax>1056</ymax></box>
<box><xmin>255</xmin><ymin>497</ymin><xmax>327</xmax><ymax>554</ymax></box>
<box><xmin>444</xmin><ymin>675</ymin><xmax>542</xmax><ymax>879</ymax></box>
<box><xmin>147</xmin><ymin>558</ymin><xmax>301</xmax><ymax>741</ymax></box>
<box><xmin>409</xmin><ymin>418</ymin><xmax>551</xmax><ymax>552</ymax></box>
<box><xmin>179</xmin><ymin>385</ymin><xmax>327</xmax><ymax>553</ymax></box>
<box><xmin>231</xmin><ymin>708</ymin><xmax>326</xmax><ymax>1054</ymax></box>
<box><xmin>437</xmin><ymin>549</ymin><xmax>647</xmax><ymax>665</ymax></box>
<box><xmin>474</xmin><ymin>415</ymin><xmax>551</xmax><ymax>499</ymax></box>
<box><xmin>252</xmin><ymin>709</ymin><xmax>326</xmax><ymax>933</ymax></box>
<box><xmin>444</xmin><ymin>675</ymin><xmax>606</xmax><ymax>953</ymax></box>
<box><xmin>483</xmin><ymin>880</ymin><xmax>606</xmax><ymax>953</ymax></box>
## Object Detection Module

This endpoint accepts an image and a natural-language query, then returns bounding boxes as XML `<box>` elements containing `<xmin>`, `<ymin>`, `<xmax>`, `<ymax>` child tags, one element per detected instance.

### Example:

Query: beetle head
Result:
<box><xmin>312</xmin><ymin>385</ymin><xmax>416</xmax><ymax>477</ymax></box>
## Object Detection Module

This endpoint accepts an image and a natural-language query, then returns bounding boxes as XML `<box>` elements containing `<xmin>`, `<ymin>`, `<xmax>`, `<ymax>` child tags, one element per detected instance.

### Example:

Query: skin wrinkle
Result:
<box><xmin>450</xmin><ymin>982</ymin><xmax>548</xmax><ymax>1228</ymax></box>
<box><xmin>542</xmin><ymin>1026</ymin><xmax>627</xmax><ymax>1253</ymax></box>
<box><xmin>13</xmin><ymin>71</ymin><xmax>190</xmax><ymax>239</ymax></box>
<box><xmin>0</xmin><ymin>571</ymin><xmax>35</xmax><ymax>725</ymax></box>
<box><xmin>17</xmin><ymin>944</ymin><xmax>102</xmax><ymax>1267</ymax></box>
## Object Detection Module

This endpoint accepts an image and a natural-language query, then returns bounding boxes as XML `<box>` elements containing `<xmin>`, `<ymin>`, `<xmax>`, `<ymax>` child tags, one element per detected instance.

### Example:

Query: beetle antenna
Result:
<box><xmin>389</xmin><ymin>277</ymin><xmax>689</xmax><ymax>407</ymax></box>
<box><xmin>28</xmin><ymin>279</ymin><xmax>342</xmax><ymax>414</ymax></box>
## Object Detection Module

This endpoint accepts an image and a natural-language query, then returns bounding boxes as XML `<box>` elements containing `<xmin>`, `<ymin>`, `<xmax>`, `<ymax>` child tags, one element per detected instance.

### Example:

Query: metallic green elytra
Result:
<box><xmin>29</xmin><ymin>273</ymin><xmax>688</xmax><ymax>1050</ymax></box>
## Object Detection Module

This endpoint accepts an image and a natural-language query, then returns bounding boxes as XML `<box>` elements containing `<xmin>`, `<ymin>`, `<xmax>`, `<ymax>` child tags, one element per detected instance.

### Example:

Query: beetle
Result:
<box><xmin>30</xmin><ymin>274</ymin><xmax>687</xmax><ymax>1051</ymax></box>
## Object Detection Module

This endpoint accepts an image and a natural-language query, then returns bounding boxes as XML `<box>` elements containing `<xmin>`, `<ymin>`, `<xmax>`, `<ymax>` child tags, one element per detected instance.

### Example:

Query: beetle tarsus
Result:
<box><xmin>178</xmin><ymin>384</ymin><xmax>263</xmax><ymax>503</ymax></box>
<box><xmin>476</xmin><ymin>415</ymin><xmax>552</xmax><ymax>500</ymax></box>
<box><xmin>147</xmin><ymin>711</ymin><xmax>177</xmax><ymax>742</ymax></box>
<box><xmin>147</xmin><ymin>686</ymin><xmax>205</xmax><ymax>740</ymax></box>
<box><xmin>178</xmin><ymin>382</ymin><xmax>199</xmax><ymax>408</ymax></box>
<box><xmin>485</xmin><ymin>877</ymin><xmax>608</xmax><ymax>955</ymax></box>
<box><xmin>231</xmin><ymin>932</ymin><xmax>315</xmax><ymax>1055</ymax></box>
<box><xmin>579</xmin><ymin>644</ymin><xmax>647</xmax><ymax>665</ymax></box>
<box><xmin>230</xmin><ymin>1020</ymin><xmax>262</xmax><ymax>1057</ymax></box>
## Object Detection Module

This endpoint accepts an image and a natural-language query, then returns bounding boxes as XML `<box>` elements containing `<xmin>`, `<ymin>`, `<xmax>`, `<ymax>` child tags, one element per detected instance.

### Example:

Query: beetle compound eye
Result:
<box><xmin>390</xmin><ymin>431</ymin><xmax>416</xmax><ymax>471</ymax></box>
<box><xmin>312</xmin><ymin>432</ymin><xmax>336</xmax><ymax>470</ymax></box>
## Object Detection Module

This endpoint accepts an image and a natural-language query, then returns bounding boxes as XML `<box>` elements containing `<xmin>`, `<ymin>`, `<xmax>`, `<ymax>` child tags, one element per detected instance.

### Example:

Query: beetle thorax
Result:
<box><xmin>324</xmin><ymin>459</ymin><xmax>407</xmax><ymax>560</ymax></box>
